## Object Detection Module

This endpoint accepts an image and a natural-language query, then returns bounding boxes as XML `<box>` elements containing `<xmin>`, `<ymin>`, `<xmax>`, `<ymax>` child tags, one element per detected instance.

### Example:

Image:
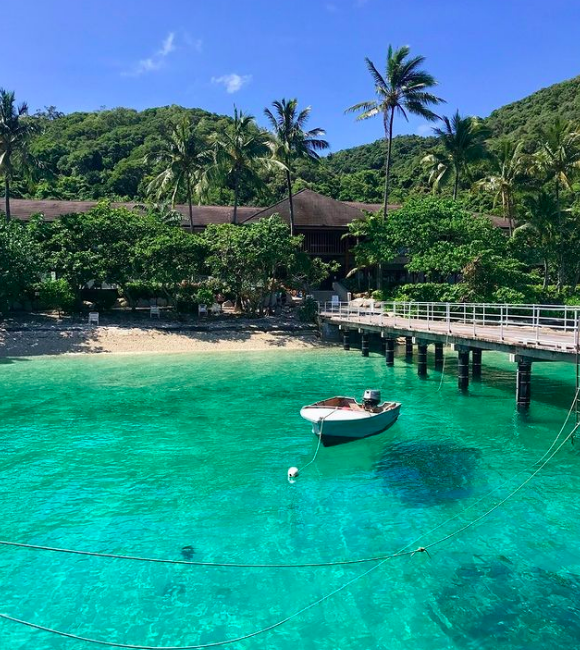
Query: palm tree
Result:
<box><xmin>147</xmin><ymin>118</ymin><xmax>208</xmax><ymax>232</ymax></box>
<box><xmin>422</xmin><ymin>111</ymin><xmax>489</xmax><ymax>199</ymax></box>
<box><xmin>515</xmin><ymin>192</ymin><xmax>559</xmax><ymax>289</ymax></box>
<box><xmin>346</xmin><ymin>45</ymin><xmax>444</xmax><ymax>217</ymax></box>
<box><xmin>211</xmin><ymin>108</ymin><xmax>273</xmax><ymax>224</ymax></box>
<box><xmin>532</xmin><ymin>117</ymin><xmax>580</xmax><ymax>286</ymax></box>
<box><xmin>264</xmin><ymin>99</ymin><xmax>329</xmax><ymax>235</ymax></box>
<box><xmin>477</xmin><ymin>139</ymin><xmax>527</xmax><ymax>236</ymax></box>
<box><xmin>0</xmin><ymin>89</ymin><xmax>37</xmax><ymax>220</ymax></box>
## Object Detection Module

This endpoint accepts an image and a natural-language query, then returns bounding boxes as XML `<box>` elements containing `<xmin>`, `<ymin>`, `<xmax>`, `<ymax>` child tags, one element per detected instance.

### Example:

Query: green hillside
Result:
<box><xmin>485</xmin><ymin>75</ymin><xmax>580</xmax><ymax>144</ymax></box>
<box><xmin>13</xmin><ymin>73</ymin><xmax>580</xmax><ymax>205</ymax></box>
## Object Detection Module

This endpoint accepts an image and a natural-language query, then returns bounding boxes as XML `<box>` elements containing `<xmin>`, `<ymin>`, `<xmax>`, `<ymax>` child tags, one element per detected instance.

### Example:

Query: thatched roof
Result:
<box><xmin>7</xmin><ymin>199</ymin><xmax>256</xmax><ymax>228</ymax></box>
<box><xmin>240</xmin><ymin>189</ymin><xmax>370</xmax><ymax>228</ymax></box>
<box><xmin>6</xmin><ymin>193</ymin><xmax>510</xmax><ymax>232</ymax></box>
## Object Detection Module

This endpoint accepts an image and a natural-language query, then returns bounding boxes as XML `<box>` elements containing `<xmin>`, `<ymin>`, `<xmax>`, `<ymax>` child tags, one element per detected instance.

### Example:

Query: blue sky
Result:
<box><xmin>3</xmin><ymin>0</ymin><xmax>580</xmax><ymax>151</ymax></box>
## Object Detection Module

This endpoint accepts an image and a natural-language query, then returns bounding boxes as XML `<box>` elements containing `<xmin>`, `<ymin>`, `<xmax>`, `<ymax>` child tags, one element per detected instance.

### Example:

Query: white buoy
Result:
<box><xmin>288</xmin><ymin>467</ymin><xmax>299</xmax><ymax>479</ymax></box>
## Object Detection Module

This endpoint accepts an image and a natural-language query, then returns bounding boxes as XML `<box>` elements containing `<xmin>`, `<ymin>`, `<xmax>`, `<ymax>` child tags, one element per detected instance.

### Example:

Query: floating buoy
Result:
<box><xmin>288</xmin><ymin>467</ymin><xmax>299</xmax><ymax>479</ymax></box>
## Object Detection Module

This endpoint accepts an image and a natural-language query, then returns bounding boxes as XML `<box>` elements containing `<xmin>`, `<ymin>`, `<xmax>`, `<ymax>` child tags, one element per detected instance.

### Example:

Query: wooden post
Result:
<box><xmin>471</xmin><ymin>347</ymin><xmax>482</xmax><ymax>378</ymax></box>
<box><xmin>434</xmin><ymin>342</ymin><xmax>444</xmax><ymax>370</ymax></box>
<box><xmin>361</xmin><ymin>332</ymin><xmax>369</xmax><ymax>357</ymax></box>
<box><xmin>405</xmin><ymin>336</ymin><xmax>413</xmax><ymax>360</ymax></box>
<box><xmin>458</xmin><ymin>347</ymin><xmax>470</xmax><ymax>390</ymax></box>
<box><xmin>343</xmin><ymin>329</ymin><xmax>350</xmax><ymax>351</ymax></box>
<box><xmin>417</xmin><ymin>341</ymin><xmax>428</xmax><ymax>377</ymax></box>
<box><xmin>385</xmin><ymin>338</ymin><xmax>395</xmax><ymax>366</ymax></box>
<box><xmin>516</xmin><ymin>358</ymin><xmax>532</xmax><ymax>410</ymax></box>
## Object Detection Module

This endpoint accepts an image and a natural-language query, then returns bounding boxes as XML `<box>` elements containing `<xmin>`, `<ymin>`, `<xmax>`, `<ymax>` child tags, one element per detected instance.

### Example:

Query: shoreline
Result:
<box><xmin>0</xmin><ymin>323</ymin><xmax>324</xmax><ymax>358</ymax></box>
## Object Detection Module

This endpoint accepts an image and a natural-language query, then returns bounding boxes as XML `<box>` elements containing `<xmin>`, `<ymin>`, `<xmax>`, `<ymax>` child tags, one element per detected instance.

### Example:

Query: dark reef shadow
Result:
<box><xmin>375</xmin><ymin>440</ymin><xmax>483</xmax><ymax>507</ymax></box>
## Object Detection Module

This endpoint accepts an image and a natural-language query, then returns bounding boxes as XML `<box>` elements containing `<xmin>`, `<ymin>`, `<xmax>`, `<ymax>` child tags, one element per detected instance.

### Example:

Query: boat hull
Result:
<box><xmin>300</xmin><ymin>401</ymin><xmax>401</xmax><ymax>447</ymax></box>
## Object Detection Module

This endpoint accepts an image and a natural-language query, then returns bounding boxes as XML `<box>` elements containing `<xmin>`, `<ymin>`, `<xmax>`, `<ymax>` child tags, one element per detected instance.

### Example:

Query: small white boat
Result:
<box><xmin>300</xmin><ymin>390</ymin><xmax>401</xmax><ymax>447</ymax></box>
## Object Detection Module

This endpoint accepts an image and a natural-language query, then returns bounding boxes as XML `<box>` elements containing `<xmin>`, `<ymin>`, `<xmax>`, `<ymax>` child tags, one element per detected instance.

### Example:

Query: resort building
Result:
<box><xmin>9</xmin><ymin>190</ymin><xmax>509</xmax><ymax>289</ymax></box>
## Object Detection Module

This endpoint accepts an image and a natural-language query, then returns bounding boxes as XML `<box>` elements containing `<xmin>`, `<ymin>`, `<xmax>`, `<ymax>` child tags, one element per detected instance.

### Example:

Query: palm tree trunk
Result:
<box><xmin>555</xmin><ymin>180</ymin><xmax>564</xmax><ymax>289</ymax></box>
<box><xmin>4</xmin><ymin>176</ymin><xmax>10</xmax><ymax>220</ymax></box>
<box><xmin>453</xmin><ymin>166</ymin><xmax>459</xmax><ymax>200</ymax></box>
<box><xmin>286</xmin><ymin>169</ymin><xmax>294</xmax><ymax>236</ymax></box>
<box><xmin>186</xmin><ymin>179</ymin><xmax>194</xmax><ymax>233</ymax></box>
<box><xmin>543</xmin><ymin>259</ymin><xmax>549</xmax><ymax>290</ymax></box>
<box><xmin>382</xmin><ymin>109</ymin><xmax>395</xmax><ymax>219</ymax></box>
<box><xmin>232</xmin><ymin>174</ymin><xmax>239</xmax><ymax>225</ymax></box>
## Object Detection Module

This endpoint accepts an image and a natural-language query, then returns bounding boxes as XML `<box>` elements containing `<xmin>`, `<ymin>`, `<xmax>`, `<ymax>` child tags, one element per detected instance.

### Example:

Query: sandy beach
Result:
<box><xmin>0</xmin><ymin>320</ymin><xmax>323</xmax><ymax>358</ymax></box>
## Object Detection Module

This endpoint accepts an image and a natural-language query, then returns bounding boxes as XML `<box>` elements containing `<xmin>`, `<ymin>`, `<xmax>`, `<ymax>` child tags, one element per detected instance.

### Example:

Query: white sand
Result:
<box><xmin>0</xmin><ymin>326</ymin><xmax>324</xmax><ymax>357</ymax></box>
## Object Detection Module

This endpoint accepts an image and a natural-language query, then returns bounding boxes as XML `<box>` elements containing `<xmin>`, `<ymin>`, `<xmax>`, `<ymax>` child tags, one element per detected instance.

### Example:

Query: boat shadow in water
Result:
<box><xmin>427</xmin><ymin>559</ymin><xmax>580</xmax><ymax>649</ymax></box>
<box><xmin>375</xmin><ymin>440</ymin><xmax>483</xmax><ymax>507</ymax></box>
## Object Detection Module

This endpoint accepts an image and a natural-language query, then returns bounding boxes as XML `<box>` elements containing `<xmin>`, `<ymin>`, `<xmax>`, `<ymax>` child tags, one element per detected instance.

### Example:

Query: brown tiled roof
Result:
<box><xmin>240</xmin><ymin>189</ymin><xmax>371</xmax><ymax>228</ymax></box>
<box><xmin>8</xmin><ymin>199</ymin><xmax>257</xmax><ymax>228</ymax></box>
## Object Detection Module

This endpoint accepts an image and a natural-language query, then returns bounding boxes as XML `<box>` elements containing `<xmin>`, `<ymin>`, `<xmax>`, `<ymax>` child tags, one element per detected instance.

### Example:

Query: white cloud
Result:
<box><xmin>159</xmin><ymin>32</ymin><xmax>176</xmax><ymax>56</ymax></box>
<box><xmin>211</xmin><ymin>73</ymin><xmax>252</xmax><ymax>94</ymax></box>
<box><xmin>184</xmin><ymin>32</ymin><xmax>203</xmax><ymax>52</ymax></box>
<box><xmin>123</xmin><ymin>32</ymin><xmax>176</xmax><ymax>77</ymax></box>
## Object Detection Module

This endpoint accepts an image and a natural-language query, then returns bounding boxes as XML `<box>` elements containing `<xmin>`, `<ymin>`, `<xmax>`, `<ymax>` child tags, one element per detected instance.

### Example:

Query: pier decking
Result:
<box><xmin>318</xmin><ymin>301</ymin><xmax>580</xmax><ymax>408</ymax></box>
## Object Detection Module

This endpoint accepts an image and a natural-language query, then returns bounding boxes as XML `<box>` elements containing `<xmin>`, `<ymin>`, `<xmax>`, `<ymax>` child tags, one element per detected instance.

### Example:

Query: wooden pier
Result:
<box><xmin>318</xmin><ymin>301</ymin><xmax>580</xmax><ymax>410</ymax></box>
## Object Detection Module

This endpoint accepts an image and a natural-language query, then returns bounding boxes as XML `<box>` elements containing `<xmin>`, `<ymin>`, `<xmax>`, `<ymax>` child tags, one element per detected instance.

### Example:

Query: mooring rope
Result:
<box><xmin>1</xmin><ymin>421</ymin><xmax>576</xmax><ymax>649</ymax></box>
<box><xmin>2</xmin><ymin>382</ymin><xmax>579</xmax><ymax>570</ymax></box>
<box><xmin>533</xmin><ymin>386</ymin><xmax>580</xmax><ymax>466</ymax></box>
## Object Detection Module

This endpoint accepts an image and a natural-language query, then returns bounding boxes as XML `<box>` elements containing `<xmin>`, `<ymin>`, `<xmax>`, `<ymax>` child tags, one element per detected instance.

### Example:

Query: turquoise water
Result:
<box><xmin>1</xmin><ymin>347</ymin><xmax>580</xmax><ymax>649</ymax></box>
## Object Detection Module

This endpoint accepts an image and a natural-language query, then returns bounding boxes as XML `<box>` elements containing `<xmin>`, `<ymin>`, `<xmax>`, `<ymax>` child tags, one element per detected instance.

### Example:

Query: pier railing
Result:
<box><xmin>318</xmin><ymin>301</ymin><xmax>580</xmax><ymax>350</ymax></box>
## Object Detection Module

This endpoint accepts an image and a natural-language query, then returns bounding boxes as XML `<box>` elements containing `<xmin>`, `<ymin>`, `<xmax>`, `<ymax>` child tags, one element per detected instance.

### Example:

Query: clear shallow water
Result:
<box><xmin>1</xmin><ymin>347</ymin><xmax>580</xmax><ymax>650</ymax></box>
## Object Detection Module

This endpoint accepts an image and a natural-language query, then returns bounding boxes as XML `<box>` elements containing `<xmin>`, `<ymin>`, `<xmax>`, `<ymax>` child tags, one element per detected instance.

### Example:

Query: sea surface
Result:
<box><xmin>1</xmin><ymin>346</ymin><xmax>580</xmax><ymax>650</ymax></box>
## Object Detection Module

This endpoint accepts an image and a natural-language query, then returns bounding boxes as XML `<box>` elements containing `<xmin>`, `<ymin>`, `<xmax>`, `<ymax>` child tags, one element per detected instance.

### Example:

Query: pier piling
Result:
<box><xmin>361</xmin><ymin>332</ymin><xmax>369</xmax><ymax>357</ymax></box>
<box><xmin>458</xmin><ymin>348</ymin><xmax>470</xmax><ymax>390</ymax></box>
<box><xmin>343</xmin><ymin>330</ymin><xmax>350</xmax><ymax>351</ymax></box>
<box><xmin>516</xmin><ymin>358</ymin><xmax>532</xmax><ymax>410</ymax></box>
<box><xmin>434</xmin><ymin>342</ymin><xmax>444</xmax><ymax>370</ymax></box>
<box><xmin>417</xmin><ymin>342</ymin><xmax>428</xmax><ymax>377</ymax></box>
<box><xmin>405</xmin><ymin>337</ymin><xmax>413</xmax><ymax>360</ymax></box>
<box><xmin>471</xmin><ymin>348</ymin><xmax>482</xmax><ymax>378</ymax></box>
<box><xmin>385</xmin><ymin>338</ymin><xmax>395</xmax><ymax>366</ymax></box>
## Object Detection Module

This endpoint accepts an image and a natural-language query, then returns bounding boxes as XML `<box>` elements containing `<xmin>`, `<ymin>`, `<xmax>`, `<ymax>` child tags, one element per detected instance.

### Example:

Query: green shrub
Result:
<box><xmin>36</xmin><ymin>279</ymin><xmax>75</xmax><ymax>313</ymax></box>
<box><xmin>393</xmin><ymin>283</ymin><xmax>468</xmax><ymax>303</ymax></box>
<box><xmin>298</xmin><ymin>296</ymin><xmax>318</xmax><ymax>322</ymax></box>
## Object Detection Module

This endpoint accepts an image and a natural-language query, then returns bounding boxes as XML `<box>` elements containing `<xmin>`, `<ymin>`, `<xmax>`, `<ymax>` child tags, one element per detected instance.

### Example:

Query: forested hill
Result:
<box><xmin>15</xmin><ymin>74</ymin><xmax>580</xmax><ymax>206</ymax></box>
<box><xmin>485</xmin><ymin>74</ymin><xmax>580</xmax><ymax>144</ymax></box>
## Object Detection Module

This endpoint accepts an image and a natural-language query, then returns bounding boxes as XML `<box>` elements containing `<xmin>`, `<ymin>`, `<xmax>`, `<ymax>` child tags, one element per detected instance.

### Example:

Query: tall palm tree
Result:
<box><xmin>422</xmin><ymin>111</ymin><xmax>489</xmax><ymax>199</ymax></box>
<box><xmin>515</xmin><ymin>192</ymin><xmax>559</xmax><ymax>289</ymax></box>
<box><xmin>346</xmin><ymin>45</ymin><xmax>444</xmax><ymax>217</ymax></box>
<box><xmin>533</xmin><ymin>117</ymin><xmax>580</xmax><ymax>286</ymax></box>
<box><xmin>477</xmin><ymin>139</ymin><xmax>527</xmax><ymax>236</ymax></box>
<box><xmin>211</xmin><ymin>108</ymin><xmax>273</xmax><ymax>224</ymax></box>
<box><xmin>264</xmin><ymin>99</ymin><xmax>329</xmax><ymax>235</ymax></box>
<box><xmin>147</xmin><ymin>118</ymin><xmax>208</xmax><ymax>232</ymax></box>
<box><xmin>0</xmin><ymin>89</ymin><xmax>37</xmax><ymax>220</ymax></box>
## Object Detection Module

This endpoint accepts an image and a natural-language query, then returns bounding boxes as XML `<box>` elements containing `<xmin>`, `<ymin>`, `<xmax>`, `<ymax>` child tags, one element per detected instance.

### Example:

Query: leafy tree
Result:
<box><xmin>0</xmin><ymin>89</ymin><xmax>38</xmax><ymax>219</ymax></box>
<box><xmin>146</xmin><ymin>118</ymin><xmax>209</xmax><ymax>232</ymax></box>
<box><xmin>211</xmin><ymin>108</ymin><xmax>273</xmax><ymax>224</ymax></box>
<box><xmin>422</xmin><ymin>111</ymin><xmax>489</xmax><ymax>199</ymax></box>
<box><xmin>0</xmin><ymin>218</ymin><xmax>42</xmax><ymax>313</ymax></box>
<box><xmin>346</xmin><ymin>45</ymin><xmax>443</xmax><ymax>216</ymax></box>
<box><xmin>34</xmin><ymin>203</ymin><xmax>154</xmax><ymax>303</ymax></box>
<box><xmin>264</xmin><ymin>99</ymin><xmax>329</xmax><ymax>235</ymax></box>
<box><xmin>476</xmin><ymin>139</ymin><xmax>527</xmax><ymax>235</ymax></box>
<box><xmin>349</xmin><ymin>197</ymin><xmax>509</xmax><ymax>282</ymax></box>
<box><xmin>201</xmin><ymin>216</ymin><xmax>329</xmax><ymax>315</ymax></box>
<box><xmin>133</xmin><ymin>225</ymin><xmax>207</xmax><ymax>307</ymax></box>
<box><xmin>532</xmin><ymin>117</ymin><xmax>580</xmax><ymax>286</ymax></box>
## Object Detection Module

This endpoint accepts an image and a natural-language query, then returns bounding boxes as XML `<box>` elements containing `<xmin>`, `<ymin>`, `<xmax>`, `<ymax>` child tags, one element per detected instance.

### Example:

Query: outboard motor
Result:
<box><xmin>363</xmin><ymin>389</ymin><xmax>381</xmax><ymax>409</ymax></box>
